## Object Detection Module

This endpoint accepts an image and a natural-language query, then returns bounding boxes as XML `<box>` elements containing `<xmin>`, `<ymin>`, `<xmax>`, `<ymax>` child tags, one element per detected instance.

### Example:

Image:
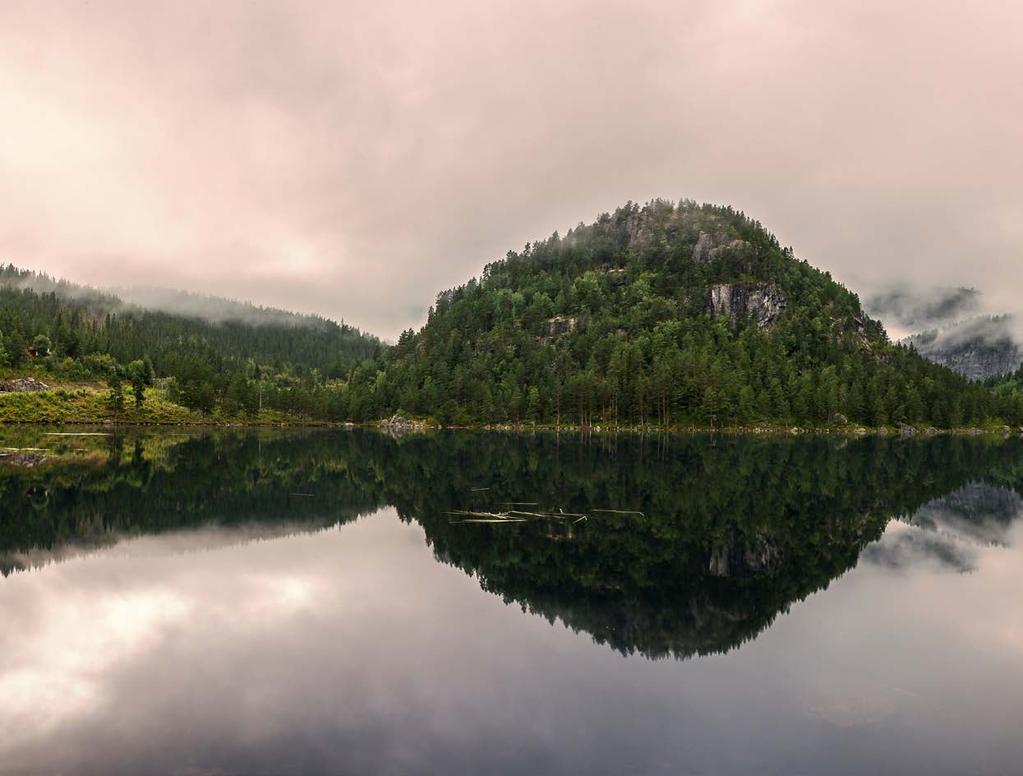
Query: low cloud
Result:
<box><xmin>1</xmin><ymin>1</ymin><xmax>1022</xmax><ymax>339</ymax></box>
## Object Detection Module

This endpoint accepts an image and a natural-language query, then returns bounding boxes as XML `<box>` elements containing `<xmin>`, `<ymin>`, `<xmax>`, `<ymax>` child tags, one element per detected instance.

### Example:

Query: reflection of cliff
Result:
<box><xmin>2</xmin><ymin>429</ymin><xmax>1022</xmax><ymax>660</ymax></box>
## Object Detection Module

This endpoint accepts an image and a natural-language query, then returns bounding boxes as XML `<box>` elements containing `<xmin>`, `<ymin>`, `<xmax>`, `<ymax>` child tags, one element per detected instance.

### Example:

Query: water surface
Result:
<box><xmin>1</xmin><ymin>429</ymin><xmax>1022</xmax><ymax>774</ymax></box>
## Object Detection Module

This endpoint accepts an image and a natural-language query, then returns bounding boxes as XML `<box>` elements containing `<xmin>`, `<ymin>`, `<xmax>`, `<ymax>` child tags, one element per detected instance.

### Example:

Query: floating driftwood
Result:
<box><xmin>448</xmin><ymin>507</ymin><xmax>588</xmax><ymax>525</ymax></box>
<box><xmin>43</xmin><ymin>432</ymin><xmax>112</xmax><ymax>437</ymax></box>
<box><xmin>449</xmin><ymin>501</ymin><xmax>643</xmax><ymax>526</ymax></box>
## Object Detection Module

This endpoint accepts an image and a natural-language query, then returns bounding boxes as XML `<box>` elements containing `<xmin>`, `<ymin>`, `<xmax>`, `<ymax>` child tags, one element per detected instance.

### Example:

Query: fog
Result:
<box><xmin>1</xmin><ymin>1</ymin><xmax>1021</xmax><ymax>339</ymax></box>
<box><xmin>0</xmin><ymin>267</ymin><xmax>348</xmax><ymax>330</ymax></box>
<box><xmin>865</xmin><ymin>287</ymin><xmax>983</xmax><ymax>341</ymax></box>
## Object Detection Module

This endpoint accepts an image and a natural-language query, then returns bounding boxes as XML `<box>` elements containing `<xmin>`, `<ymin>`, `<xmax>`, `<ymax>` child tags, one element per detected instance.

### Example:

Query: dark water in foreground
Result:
<box><xmin>1</xmin><ymin>428</ymin><xmax>1022</xmax><ymax>775</ymax></box>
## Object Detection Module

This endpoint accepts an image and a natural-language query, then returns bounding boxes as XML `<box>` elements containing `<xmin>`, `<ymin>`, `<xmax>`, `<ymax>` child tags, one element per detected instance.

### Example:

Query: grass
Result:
<box><xmin>0</xmin><ymin>384</ymin><xmax>321</xmax><ymax>427</ymax></box>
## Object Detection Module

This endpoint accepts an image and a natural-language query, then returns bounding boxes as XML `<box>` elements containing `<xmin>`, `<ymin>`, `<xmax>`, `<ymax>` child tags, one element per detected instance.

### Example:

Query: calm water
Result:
<box><xmin>1</xmin><ymin>428</ymin><xmax>1022</xmax><ymax>775</ymax></box>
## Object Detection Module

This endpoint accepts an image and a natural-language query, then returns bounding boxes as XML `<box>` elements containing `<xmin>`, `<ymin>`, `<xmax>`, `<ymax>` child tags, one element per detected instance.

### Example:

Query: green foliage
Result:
<box><xmin>31</xmin><ymin>334</ymin><xmax>52</xmax><ymax>357</ymax></box>
<box><xmin>365</xmin><ymin>200</ymin><xmax>1021</xmax><ymax>428</ymax></box>
<box><xmin>0</xmin><ymin>264</ymin><xmax>381</xmax><ymax>420</ymax></box>
<box><xmin>106</xmin><ymin>371</ymin><xmax>126</xmax><ymax>414</ymax></box>
<box><xmin>126</xmin><ymin>359</ymin><xmax>154</xmax><ymax>408</ymax></box>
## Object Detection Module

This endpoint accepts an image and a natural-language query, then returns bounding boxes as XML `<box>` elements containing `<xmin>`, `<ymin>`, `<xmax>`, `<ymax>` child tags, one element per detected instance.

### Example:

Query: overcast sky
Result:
<box><xmin>1</xmin><ymin>1</ymin><xmax>1021</xmax><ymax>340</ymax></box>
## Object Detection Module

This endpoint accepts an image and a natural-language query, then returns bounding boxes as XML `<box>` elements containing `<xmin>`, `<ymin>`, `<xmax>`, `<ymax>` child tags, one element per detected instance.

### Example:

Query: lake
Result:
<box><xmin>1</xmin><ymin>428</ymin><xmax>1022</xmax><ymax>775</ymax></box>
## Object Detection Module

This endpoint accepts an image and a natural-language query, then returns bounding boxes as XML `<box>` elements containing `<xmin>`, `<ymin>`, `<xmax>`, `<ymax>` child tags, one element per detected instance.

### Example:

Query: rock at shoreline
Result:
<box><xmin>379</xmin><ymin>414</ymin><xmax>430</xmax><ymax>437</ymax></box>
<box><xmin>0</xmin><ymin>452</ymin><xmax>49</xmax><ymax>467</ymax></box>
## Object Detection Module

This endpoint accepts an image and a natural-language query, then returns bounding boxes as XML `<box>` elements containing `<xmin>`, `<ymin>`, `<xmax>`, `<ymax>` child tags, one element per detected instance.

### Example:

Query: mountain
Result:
<box><xmin>865</xmin><ymin>287</ymin><xmax>1023</xmax><ymax>380</ymax></box>
<box><xmin>366</xmin><ymin>199</ymin><xmax>1021</xmax><ymax>427</ymax></box>
<box><xmin>907</xmin><ymin>316</ymin><xmax>1023</xmax><ymax>381</ymax></box>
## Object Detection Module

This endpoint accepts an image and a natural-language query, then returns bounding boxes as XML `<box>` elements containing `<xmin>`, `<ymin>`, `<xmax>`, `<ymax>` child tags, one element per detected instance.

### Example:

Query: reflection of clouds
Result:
<box><xmin>867</xmin><ymin>483</ymin><xmax>1023</xmax><ymax>573</ymax></box>
<box><xmin>909</xmin><ymin>483</ymin><xmax>1023</xmax><ymax>548</ymax></box>
<box><xmin>4</xmin><ymin>522</ymin><xmax>347</xmax><ymax>577</ymax></box>
<box><xmin>0</xmin><ymin>588</ymin><xmax>191</xmax><ymax>743</ymax></box>
<box><xmin>805</xmin><ymin>682</ymin><xmax>919</xmax><ymax>728</ymax></box>
<box><xmin>0</xmin><ymin>512</ymin><xmax>455</xmax><ymax>772</ymax></box>
<box><xmin>2</xmin><ymin>511</ymin><xmax>1023</xmax><ymax>774</ymax></box>
<box><xmin>863</xmin><ymin>522</ymin><xmax>978</xmax><ymax>574</ymax></box>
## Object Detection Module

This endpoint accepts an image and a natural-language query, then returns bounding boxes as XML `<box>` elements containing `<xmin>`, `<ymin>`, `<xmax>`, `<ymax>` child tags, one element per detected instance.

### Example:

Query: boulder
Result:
<box><xmin>0</xmin><ymin>377</ymin><xmax>49</xmax><ymax>393</ymax></box>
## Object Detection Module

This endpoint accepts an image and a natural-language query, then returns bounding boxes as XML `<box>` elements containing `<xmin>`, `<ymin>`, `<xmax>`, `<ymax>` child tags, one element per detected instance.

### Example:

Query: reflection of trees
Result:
<box><xmin>2</xmin><ymin>429</ymin><xmax>1022</xmax><ymax>659</ymax></box>
<box><xmin>380</xmin><ymin>433</ymin><xmax>1023</xmax><ymax>659</ymax></box>
<box><xmin>0</xmin><ymin>430</ymin><xmax>389</xmax><ymax>569</ymax></box>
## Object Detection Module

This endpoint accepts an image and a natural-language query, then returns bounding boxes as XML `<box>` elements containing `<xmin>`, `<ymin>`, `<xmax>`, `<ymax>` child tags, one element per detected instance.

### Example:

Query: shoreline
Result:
<box><xmin>0</xmin><ymin>415</ymin><xmax>1017</xmax><ymax>438</ymax></box>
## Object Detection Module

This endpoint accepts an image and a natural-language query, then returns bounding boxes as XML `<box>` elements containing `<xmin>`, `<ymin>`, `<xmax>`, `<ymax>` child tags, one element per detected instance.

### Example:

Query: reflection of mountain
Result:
<box><xmin>910</xmin><ymin>482</ymin><xmax>1022</xmax><ymax>547</ymax></box>
<box><xmin>864</xmin><ymin>481</ymin><xmax>1023</xmax><ymax>575</ymax></box>
<box><xmin>2</xmin><ymin>429</ymin><xmax>1022</xmax><ymax>660</ymax></box>
<box><xmin>382</xmin><ymin>434</ymin><xmax>1023</xmax><ymax>658</ymax></box>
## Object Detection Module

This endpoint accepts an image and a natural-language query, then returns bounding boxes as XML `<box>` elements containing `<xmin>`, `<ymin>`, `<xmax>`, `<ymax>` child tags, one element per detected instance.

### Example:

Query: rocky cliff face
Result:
<box><xmin>692</xmin><ymin>231</ymin><xmax>752</xmax><ymax>265</ymax></box>
<box><xmin>912</xmin><ymin>338</ymin><xmax>1021</xmax><ymax>380</ymax></box>
<box><xmin>907</xmin><ymin>317</ymin><xmax>1022</xmax><ymax>380</ymax></box>
<box><xmin>543</xmin><ymin>315</ymin><xmax>578</xmax><ymax>338</ymax></box>
<box><xmin>707</xmin><ymin>282</ymin><xmax>786</xmax><ymax>331</ymax></box>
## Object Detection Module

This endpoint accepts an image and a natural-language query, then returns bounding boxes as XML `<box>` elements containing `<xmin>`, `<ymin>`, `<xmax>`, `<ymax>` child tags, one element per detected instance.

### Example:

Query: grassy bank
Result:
<box><xmin>2</xmin><ymin>381</ymin><xmax>1019</xmax><ymax>437</ymax></box>
<box><xmin>0</xmin><ymin>383</ymin><xmax>324</xmax><ymax>426</ymax></box>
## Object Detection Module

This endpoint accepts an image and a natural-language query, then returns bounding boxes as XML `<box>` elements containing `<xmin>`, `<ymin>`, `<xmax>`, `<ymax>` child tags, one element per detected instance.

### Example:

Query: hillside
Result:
<box><xmin>0</xmin><ymin>265</ymin><xmax>381</xmax><ymax>420</ymax></box>
<box><xmin>0</xmin><ymin>265</ymin><xmax>380</xmax><ymax>375</ymax></box>
<box><xmin>365</xmin><ymin>200</ymin><xmax>1021</xmax><ymax>428</ymax></box>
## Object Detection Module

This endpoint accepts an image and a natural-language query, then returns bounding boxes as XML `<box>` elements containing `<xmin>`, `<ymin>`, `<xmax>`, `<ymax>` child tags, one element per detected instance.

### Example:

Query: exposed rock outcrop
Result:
<box><xmin>692</xmin><ymin>231</ymin><xmax>716</xmax><ymax>263</ymax></box>
<box><xmin>379</xmin><ymin>414</ymin><xmax>430</xmax><ymax>437</ymax></box>
<box><xmin>707</xmin><ymin>282</ymin><xmax>786</xmax><ymax>331</ymax></box>
<box><xmin>692</xmin><ymin>231</ymin><xmax>752</xmax><ymax>265</ymax></box>
<box><xmin>543</xmin><ymin>315</ymin><xmax>578</xmax><ymax>338</ymax></box>
<box><xmin>0</xmin><ymin>377</ymin><xmax>49</xmax><ymax>393</ymax></box>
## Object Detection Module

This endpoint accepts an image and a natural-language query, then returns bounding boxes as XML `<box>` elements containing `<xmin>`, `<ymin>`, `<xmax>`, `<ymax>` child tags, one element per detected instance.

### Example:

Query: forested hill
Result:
<box><xmin>0</xmin><ymin>265</ymin><xmax>380</xmax><ymax>377</ymax></box>
<box><xmin>0</xmin><ymin>264</ymin><xmax>383</xmax><ymax>419</ymax></box>
<box><xmin>370</xmin><ymin>199</ymin><xmax>1022</xmax><ymax>427</ymax></box>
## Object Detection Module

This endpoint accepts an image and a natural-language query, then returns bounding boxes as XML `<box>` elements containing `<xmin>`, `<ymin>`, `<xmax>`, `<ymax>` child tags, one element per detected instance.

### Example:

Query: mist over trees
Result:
<box><xmin>0</xmin><ymin>264</ymin><xmax>381</xmax><ymax>418</ymax></box>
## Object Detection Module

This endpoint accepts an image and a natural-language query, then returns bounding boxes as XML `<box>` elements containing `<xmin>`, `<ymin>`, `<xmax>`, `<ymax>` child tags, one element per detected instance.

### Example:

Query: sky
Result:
<box><xmin>1</xmin><ymin>0</ymin><xmax>1021</xmax><ymax>340</ymax></box>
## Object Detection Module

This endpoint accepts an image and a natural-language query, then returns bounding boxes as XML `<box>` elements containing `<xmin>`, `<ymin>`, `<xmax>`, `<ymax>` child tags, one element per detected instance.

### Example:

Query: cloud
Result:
<box><xmin>1</xmin><ymin>1</ymin><xmax>1022</xmax><ymax>339</ymax></box>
